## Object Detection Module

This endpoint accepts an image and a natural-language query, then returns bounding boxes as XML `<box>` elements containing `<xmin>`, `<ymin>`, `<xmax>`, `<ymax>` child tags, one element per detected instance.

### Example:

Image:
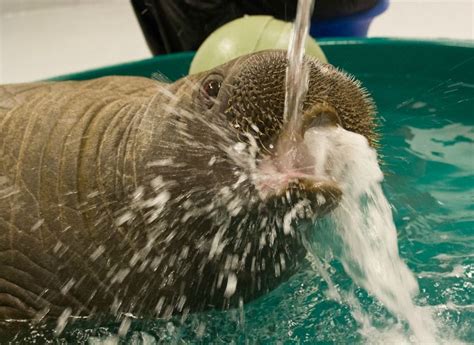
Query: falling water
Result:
<box><xmin>284</xmin><ymin>0</ymin><xmax>314</xmax><ymax>136</ymax></box>
<box><xmin>303</xmin><ymin>126</ymin><xmax>443</xmax><ymax>343</ymax></box>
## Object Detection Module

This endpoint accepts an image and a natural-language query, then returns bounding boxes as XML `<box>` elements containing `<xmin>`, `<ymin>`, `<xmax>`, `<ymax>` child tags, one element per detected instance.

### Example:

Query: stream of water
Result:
<box><xmin>304</xmin><ymin>126</ymin><xmax>441</xmax><ymax>343</ymax></box>
<box><xmin>284</xmin><ymin>0</ymin><xmax>314</xmax><ymax>137</ymax></box>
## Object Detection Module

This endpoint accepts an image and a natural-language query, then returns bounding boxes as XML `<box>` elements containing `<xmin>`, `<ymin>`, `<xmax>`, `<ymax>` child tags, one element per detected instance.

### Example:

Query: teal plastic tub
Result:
<box><xmin>51</xmin><ymin>38</ymin><xmax>473</xmax><ymax>85</ymax></box>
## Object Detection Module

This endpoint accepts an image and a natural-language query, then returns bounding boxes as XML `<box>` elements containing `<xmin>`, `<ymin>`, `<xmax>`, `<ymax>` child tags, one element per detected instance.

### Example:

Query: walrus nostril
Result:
<box><xmin>302</xmin><ymin>103</ymin><xmax>341</xmax><ymax>133</ymax></box>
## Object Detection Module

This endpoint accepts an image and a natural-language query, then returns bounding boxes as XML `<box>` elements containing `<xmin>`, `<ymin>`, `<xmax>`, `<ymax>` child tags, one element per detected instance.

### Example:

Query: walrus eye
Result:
<box><xmin>203</xmin><ymin>79</ymin><xmax>221</xmax><ymax>98</ymax></box>
<box><xmin>200</xmin><ymin>75</ymin><xmax>223</xmax><ymax>108</ymax></box>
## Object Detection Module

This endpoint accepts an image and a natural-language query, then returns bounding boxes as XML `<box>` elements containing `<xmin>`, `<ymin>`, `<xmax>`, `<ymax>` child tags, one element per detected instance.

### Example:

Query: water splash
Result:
<box><xmin>304</xmin><ymin>126</ymin><xmax>441</xmax><ymax>343</ymax></box>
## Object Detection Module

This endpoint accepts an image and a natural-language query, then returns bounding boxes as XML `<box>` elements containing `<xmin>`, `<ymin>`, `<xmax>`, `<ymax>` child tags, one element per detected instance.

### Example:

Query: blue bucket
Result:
<box><xmin>310</xmin><ymin>0</ymin><xmax>390</xmax><ymax>37</ymax></box>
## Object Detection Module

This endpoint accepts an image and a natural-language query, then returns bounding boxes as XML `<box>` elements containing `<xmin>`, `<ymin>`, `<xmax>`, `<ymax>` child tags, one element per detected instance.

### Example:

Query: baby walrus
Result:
<box><xmin>0</xmin><ymin>50</ymin><xmax>375</xmax><ymax>329</ymax></box>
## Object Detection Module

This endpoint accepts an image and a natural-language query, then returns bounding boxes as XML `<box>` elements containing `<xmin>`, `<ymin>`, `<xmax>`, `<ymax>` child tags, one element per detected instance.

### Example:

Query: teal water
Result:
<box><xmin>12</xmin><ymin>78</ymin><xmax>473</xmax><ymax>344</ymax></box>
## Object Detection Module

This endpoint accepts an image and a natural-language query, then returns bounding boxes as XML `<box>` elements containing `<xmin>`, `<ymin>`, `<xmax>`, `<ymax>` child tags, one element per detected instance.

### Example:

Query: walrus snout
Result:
<box><xmin>211</xmin><ymin>50</ymin><xmax>376</xmax><ymax>218</ymax></box>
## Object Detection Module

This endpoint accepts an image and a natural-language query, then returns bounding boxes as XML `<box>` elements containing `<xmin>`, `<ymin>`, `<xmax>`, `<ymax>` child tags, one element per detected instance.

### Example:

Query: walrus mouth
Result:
<box><xmin>252</xmin><ymin>103</ymin><xmax>344</xmax><ymax>216</ymax></box>
<box><xmin>253</xmin><ymin>162</ymin><xmax>342</xmax><ymax>217</ymax></box>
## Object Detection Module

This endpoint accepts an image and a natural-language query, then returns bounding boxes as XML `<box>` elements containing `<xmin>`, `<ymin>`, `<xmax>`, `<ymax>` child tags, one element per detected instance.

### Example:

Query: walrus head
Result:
<box><xmin>157</xmin><ymin>50</ymin><xmax>376</xmax><ymax>216</ymax></box>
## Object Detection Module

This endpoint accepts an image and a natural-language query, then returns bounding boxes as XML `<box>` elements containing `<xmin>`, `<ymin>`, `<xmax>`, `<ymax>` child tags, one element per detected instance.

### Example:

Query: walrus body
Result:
<box><xmin>0</xmin><ymin>51</ymin><xmax>375</xmax><ymax>330</ymax></box>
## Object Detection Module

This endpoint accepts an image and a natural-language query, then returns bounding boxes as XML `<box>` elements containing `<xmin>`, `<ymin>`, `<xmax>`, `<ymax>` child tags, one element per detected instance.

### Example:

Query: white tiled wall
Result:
<box><xmin>0</xmin><ymin>0</ymin><xmax>473</xmax><ymax>83</ymax></box>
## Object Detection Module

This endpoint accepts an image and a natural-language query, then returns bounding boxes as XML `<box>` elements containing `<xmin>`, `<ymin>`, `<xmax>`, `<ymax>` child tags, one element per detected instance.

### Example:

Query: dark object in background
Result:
<box><xmin>131</xmin><ymin>0</ymin><xmax>381</xmax><ymax>55</ymax></box>
<box><xmin>245</xmin><ymin>0</ymin><xmax>380</xmax><ymax>20</ymax></box>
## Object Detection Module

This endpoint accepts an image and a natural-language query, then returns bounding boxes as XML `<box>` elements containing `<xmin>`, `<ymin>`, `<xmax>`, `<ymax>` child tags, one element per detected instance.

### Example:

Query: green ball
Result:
<box><xmin>189</xmin><ymin>15</ymin><xmax>328</xmax><ymax>74</ymax></box>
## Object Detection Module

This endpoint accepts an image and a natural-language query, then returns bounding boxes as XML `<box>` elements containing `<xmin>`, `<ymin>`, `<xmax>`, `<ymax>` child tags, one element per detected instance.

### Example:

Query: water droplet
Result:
<box><xmin>54</xmin><ymin>307</ymin><xmax>72</xmax><ymax>335</ymax></box>
<box><xmin>224</xmin><ymin>273</ymin><xmax>238</xmax><ymax>298</ymax></box>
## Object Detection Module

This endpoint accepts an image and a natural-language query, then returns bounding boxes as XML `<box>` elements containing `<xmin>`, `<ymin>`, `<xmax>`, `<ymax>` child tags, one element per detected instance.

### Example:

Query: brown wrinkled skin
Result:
<box><xmin>0</xmin><ymin>50</ymin><xmax>376</xmax><ymax>332</ymax></box>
